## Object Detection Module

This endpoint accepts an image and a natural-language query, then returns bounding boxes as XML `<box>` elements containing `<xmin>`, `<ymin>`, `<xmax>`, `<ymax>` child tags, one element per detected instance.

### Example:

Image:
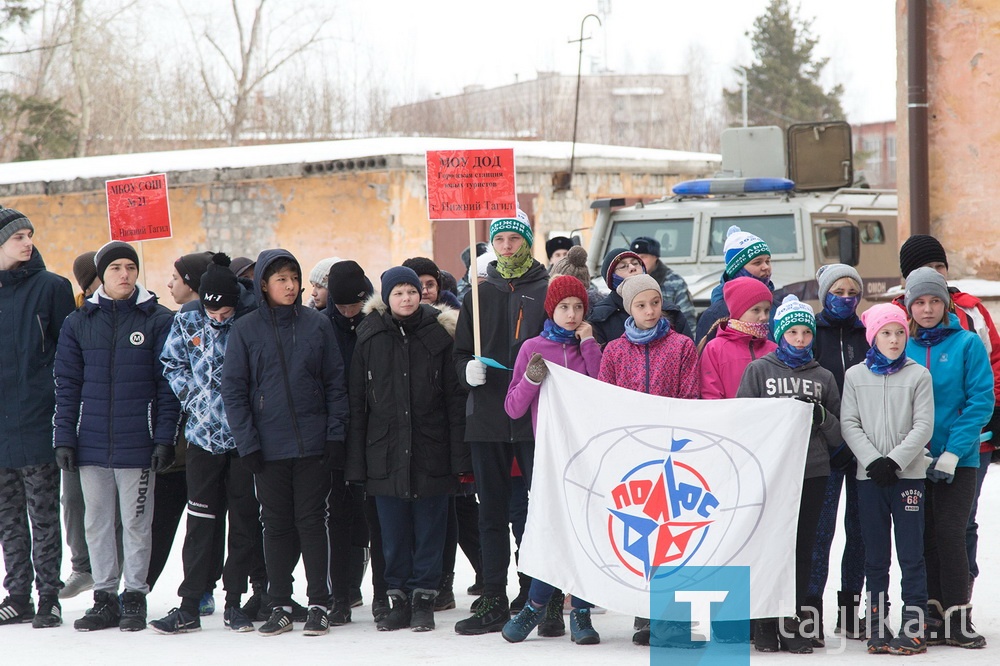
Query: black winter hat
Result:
<box><xmin>402</xmin><ymin>256</ymin><xmax>440</xmax><ymax>280</ymax></box>
<box><xmin>329</xmin><ymin>260</ymin><xmax>372</xmax><ymax>305</ymax></box>
<box><xmin>899</xmin><ymin>234</ymin><xmax>948</xmax><ymax>279</ymax></box>
<box><xmin>199</xmin><ymin>253</ymin><xmax>241</xmax><ymax>310</ymax></box>
<box><xmin>229</xmin><ymin>256</ymin><xmax>255</xmax><ymax>278</ymax></box>
<box><xmin>461</xmin><ymin>242</ymin><xmax>489</xmax><ymax>269</ymax></box>
<box><xmin>380</xmin><ymin>266</ymin><xmax>422</xmax><ymax>305</ymax></box>
<box><xmin>630</xmin><ymin>236</ymin><xmax>661</xmax><ymax>257</ymax></box>
<box><xmin>0</xmin><ymin>207</ymin><xmax>33</xmax><ymax>246</ymax></box>
<box><xmin>545</xmin><ymin>236</ymin><xmax>574</xmax><ymax>260</ymax></box>
<box><xmin>174</xmin><ymin>251</ymin><xmax>215</xmax><ymax>292</ymax></box>
<box><xmin>95</xmin><ymin>241</ymin><xmax>139</xmax><ymax>283</ymax></box>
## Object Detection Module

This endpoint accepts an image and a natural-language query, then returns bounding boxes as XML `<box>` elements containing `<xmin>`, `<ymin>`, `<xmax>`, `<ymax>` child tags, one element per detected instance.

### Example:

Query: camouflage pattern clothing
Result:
<box><xmin>0</xmin><ymin>464</ymin><xmax>63</xmax><ymax>597</ymax></box>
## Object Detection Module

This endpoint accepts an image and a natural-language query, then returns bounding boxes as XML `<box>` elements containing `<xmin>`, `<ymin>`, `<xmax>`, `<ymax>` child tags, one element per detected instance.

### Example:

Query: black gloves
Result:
<box><xmin>322</xmin><ymin>440</ymin><xmax>344</xmax><ymax>472</ymax></box>
<box><xmin>149</xmin><ymin>444</ymin><xmax>176</xmax><ymax>473</ymax></box>
<box><xmin>865</xmin><ymin>457</ymin><xmax>901</xmax><ymax>488</ymax></box>
<box><xmin>55</xmin><ymin>447</ymin><xmax>77</xmax><ymax>473</ymax></box>
<box><xmin>794</xmin><ymin>396</ymin><xmax>826</xmax><ymax>426</ymax></box>
<box><xmin>241</xmin><ymin>450</ymin><xmax>264</xmax><ymax>474</ymax></box>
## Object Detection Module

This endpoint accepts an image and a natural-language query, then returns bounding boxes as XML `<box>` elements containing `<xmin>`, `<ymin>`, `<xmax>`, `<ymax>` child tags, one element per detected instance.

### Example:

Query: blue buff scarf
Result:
<box><xmin>775</xmin><ymin>337</ymin><xmax>814</xmax><ymax>368</ymax></box>
<box><xmin>865</xmin><ymin>346</ymin><xmax>907</xmax><ymax>376</ymax></box>
<box><xmin>624</xmin><ymin>316</ymin><xmax>671</xmax><ymax>345</ymax></box>
<box><xmin>910</xmin><ymin>323</ymin><xmax>957</xmax><ymax>348</ymax></box>
<box><xmin>823</xmin><ymin>293</ymin><xmax>860</xmax><ymax>321</ymax></box>
<box><xmin>732</xmin><ymin>268</ymin><xmax>774</xmax><ymax>290</ymax></box>
<box><xmin>539</xmin><ymin>318</ymin><xmax>579</xmax><ymax>345</ymax></box>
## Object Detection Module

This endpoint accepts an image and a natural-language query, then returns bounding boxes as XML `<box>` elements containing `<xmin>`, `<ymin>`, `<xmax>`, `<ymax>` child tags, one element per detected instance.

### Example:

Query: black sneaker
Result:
<box><xmin>372</xmin><ymin>596</ymin><xmax>390</xmax><ymax>623</ymax></box>
<box><xmin>223</xmin><ymin>606</ymin><xmax>254</xmax><ymax>633</ymax></box>
<box><xmin>119</xmin><ymin>591</ymin><xmax>147</xmax><ymax>632</ymax></box>
<box><xmin>258</xmin><ymin>607</ymin><xmax>294</xmax><ymax>636</ymax></box>
<box><xmin>32</xmin><ymin>596</ymin><xmax>61</xmax><ymax>629</ymax></box>
<box><xmin>290</xmin><ymin>599</ymin><xmax>308</xmax><ymax>622</ymax></box>
<box><xmin>74</xmin><ymin>591</ymin><xmax>121</xmax><ymax>631</ymax></box>
<box><xmin>377</xmin><ymin>591</ymin><xmax>411</xmax><ymax>632</ymax></box>
<box><xmin>454</xmin><ymin>594</ymin><xmax>508</xmax><ymax>635</ymax></box>
<box><xmin>328</xmin><ymin>598</ymin><xmax>352</xmax><ymax>626</ymax></box>
<box><xmin>302</xmin><ymin>606</ymin><xmax>330</xmax><ymax>636</ymax></box>
<box><xmin>0</xmin><ymin>595</ymin><xmax>34</xmax><ymax>625</ymax></box>
<box><xmin>410</xmin><ymin>590</ymin><xmax>436</xmax><ymax>632</ymax></box>
<box><xmin>537</xmin><ymin>593</ymin><xmax>565</xmax><ymax>638</ymax></box>
<box><xmin>150</xmin><ymin>607</ymin><xmax>201</xmax><ymax>634</ymax></box>
<box><xmin>753</xmin><ymin>618</ymin><xmax>780</xmax><ymax>652</ymax></box>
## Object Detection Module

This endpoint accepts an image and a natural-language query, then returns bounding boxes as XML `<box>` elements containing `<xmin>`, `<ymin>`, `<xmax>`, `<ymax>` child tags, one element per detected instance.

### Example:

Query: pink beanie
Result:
<box><xmin>860</xmin><ymin>303</ymin><xmax>909</xmax><ymax>345</ymax></box>
<box><xmin>723</xmin><ymin>277</ymin><xmax>774</xmax><ymax>320</ymax></box>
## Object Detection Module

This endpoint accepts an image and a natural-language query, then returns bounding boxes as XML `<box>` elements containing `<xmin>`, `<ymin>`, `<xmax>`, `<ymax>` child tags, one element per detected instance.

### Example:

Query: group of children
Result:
<box><xmin>0</xmin><ymin>204</ymin><xmax>995</xmax><ymax>656</ymax></box>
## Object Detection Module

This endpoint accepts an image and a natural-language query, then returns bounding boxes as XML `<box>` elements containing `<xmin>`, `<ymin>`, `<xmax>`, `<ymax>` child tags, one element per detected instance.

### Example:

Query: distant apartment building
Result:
<box><xmin>389</xmin><ymin>72</ymin><xmax>692</xmax><ymax>150</ymax></box>
<box><xmin>852</xmin><ymin>120</ymin><xmax>896</xmax><ymax>189</ymax></box>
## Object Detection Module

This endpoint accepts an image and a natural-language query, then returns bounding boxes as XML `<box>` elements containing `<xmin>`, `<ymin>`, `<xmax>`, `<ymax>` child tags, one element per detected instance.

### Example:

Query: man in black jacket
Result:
<box><xmin>453</xmin><ymin>211</ymin><xmax>548</xmax><ymax>635</ymax></box>
<box><xmin>221</xmin><ymin>249</ymin><xmax>348</xmax><ymax>637</ymax></box>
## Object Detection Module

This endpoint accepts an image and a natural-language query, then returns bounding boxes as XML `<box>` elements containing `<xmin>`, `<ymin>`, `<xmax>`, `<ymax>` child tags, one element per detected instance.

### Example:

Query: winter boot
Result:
<box><xmin>119</xmin><ymin>590</ymin><xmax>147</xmax><ymax>632</ymax></box>
<box><xmin>778</xmin><ymin>616</ymin><xmax>813</xmax><ymax>654</ymax></box>
<box><xmin>258</xmin><ymin>606</ymin><xmax>293</xmax><ymax>636</ymax></box>
<box><xmin>537</xmin><ymin>592</ymin><xmax>566</xmax><ymax>637</ymax></box>
<box><xmin>925</xmin><ymin>599</ymin><xmax>946</xmax><ymax>645</ymax></box>
<box><xmin>328</xmin><ymin>597</ymin><xmax>352</xmax><ymax>626</ymax></box>
<box><xmin>509</xmin><ymin>573</ymin><xmax>531</xmax><ymax>615</ymax></box>
<box><xmin>59</xmin><ymin>571</ymin><xmax>94</xmax><ymax>600</ymax></box>
<box><xmin>302</xmin><ymin>606</ymin><xmax>330</xmax><ymax>636</ymax></box>
<box><xmin>835</xmin><ymin>590</ymin><xmax>864</xmax><ymax>639</ymax></box>
<box><xmin>435</xmin><ymin>572</ymin><xmax>456</xmax><ymax>612</ymax></box>
<box><xmin>944</xmin><ymin>604</ymin><xmax>986</xmax><ymax>649</ymax></box>
<box><xmin>149</xmin><ymin>606</ymin><xmax>201</xmax><ymax>634</ymax></box>
<box><xmin>650</xmin><ymin>619</ymin><xmax>709</xmax><ymax>649</ymax></box>
<box><xmin>865</xmin><ymin>596</ymin><xmax>893</xmax><ymax>654</ymax></box>
<box><xmin>466</xmin><ymin>580</ymin><xmax>485</xmax><ymax>596</ymax></box>
<box><xmin>800</xmin><ymin>601</ymin><xmax>824</xmax><ymax>648</ymax></box>
<box><xmin>887</xmin><ymin>607</ymin><xmax>926</xmax><ymax>655</ymax></box>
<box><xmin>372</xmin><ymin>595</ymin><xmax>390</xmax><ymax>623</ymax></box>
<box><xmin>32</xmin><ymin>595</ymin><xmax>62</xmax><ymax>629</ymax></box>
<box><xmin>753</xmin><ymin>618</ymin><xmax>780</xmax><ymax>652</ymax></box>
<box><xmin>569</xmin><ymin>608</ymin><xmax>600</xmax><ymax>645</ymax></box>
<box><xmin>410</xmin><ymin>589</ymin><xmax>436</xmax><ymax>632</ymax></box>
<box><xmin>377</xmin><ymin>590</ymin><xmax>411</xmax><ymax>632</ymax></box>
<box><xmin>0</xmin><ymin>595</ymin><xmax>35</xmax><ymax>625</ymax></box>
<box><xmin>241</xmin><ymin>581</ymin><xmax>267</xmax><ymax>620</ymax></box>
<box><xmin>454</xmin><ymin>594</ymin><xmax>508</xmax><ymax>635</ymax></box>
<box><xmin>502</xmin><ymin>600</ymin><xmax>545</xmax><ymax>643</ymax></box>
<box><xmin>632</xmin><ymin>618</ymin><xmax>651</xmax><ymax>646</ymax></box>
<box><xmin>74</xmin><ymin>590</ymin><xmax>121</xmax><ymax>631</ymax></box>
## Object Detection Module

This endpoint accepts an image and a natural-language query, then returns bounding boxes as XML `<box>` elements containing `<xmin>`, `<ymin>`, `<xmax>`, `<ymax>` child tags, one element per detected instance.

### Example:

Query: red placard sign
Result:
<box><xmin>106</xmin><ymin>173</ymin><xmax>172</xmax><ymax>242</ymax></box>
<box><xmin>426</xmin><ymin>149</ymin><xmax>517</xmax><ymax>220</ymax></box>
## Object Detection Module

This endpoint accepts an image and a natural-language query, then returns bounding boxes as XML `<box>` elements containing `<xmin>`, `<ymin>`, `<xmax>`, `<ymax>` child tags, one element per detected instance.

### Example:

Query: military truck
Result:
<box><xmin>586</xmin><ymin>123</ymin><xmax>899</xmax><ymax>314</ymax></box>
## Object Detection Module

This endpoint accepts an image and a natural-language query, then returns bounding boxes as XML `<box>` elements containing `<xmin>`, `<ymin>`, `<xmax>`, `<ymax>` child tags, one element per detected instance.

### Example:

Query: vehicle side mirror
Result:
<box><xmin>838</xmin><ymin>225</ymin><xmax>860</xmax><ymax>266</ymax></box>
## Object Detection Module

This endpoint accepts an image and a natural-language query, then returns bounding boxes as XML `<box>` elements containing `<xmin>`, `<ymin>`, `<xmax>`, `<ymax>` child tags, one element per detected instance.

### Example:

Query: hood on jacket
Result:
<box><xmin>361</xmin><ymin>293</ymin><xmax>459</xmax><ymax>339</ymax></box>
<box><xmin>84</xmin><ymin>282</ymin><xmax>158</xmax><ymax>313</ymax></box>
<box><xmin>0</xmin><ymin>246</ymin><xmax>45</xmax><ymax>287</ymax></box>
<box><xmin>253</xmin><ymin>249</ymin><xmax>302</xmax><ymax>307</ymax></box>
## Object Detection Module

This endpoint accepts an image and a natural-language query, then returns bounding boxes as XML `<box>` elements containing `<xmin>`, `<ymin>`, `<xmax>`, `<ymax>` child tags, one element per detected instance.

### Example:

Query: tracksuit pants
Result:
<box><xmin>0</xmin><ymin>464</ymin><xmax>63</xmax><ymax>597</ymax></box>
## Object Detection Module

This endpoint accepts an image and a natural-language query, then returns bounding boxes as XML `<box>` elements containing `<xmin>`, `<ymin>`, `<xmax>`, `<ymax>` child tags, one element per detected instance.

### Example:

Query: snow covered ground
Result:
<box><xmin>4</xmin><ymin>470</ymin><xmax>1000</xmax><ymax>664</ymax></box>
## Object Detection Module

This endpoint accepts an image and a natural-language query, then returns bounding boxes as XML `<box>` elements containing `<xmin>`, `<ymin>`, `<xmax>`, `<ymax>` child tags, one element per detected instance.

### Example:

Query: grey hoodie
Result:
<box><xmin>737</xmin><ymin>352</ymin><xmax>842</xmax><ymax>479</ymax></box>
<box><xmin>840</xmin><ymin>359</ymin><xmax>935</xmax><ymax>480</ymax></box>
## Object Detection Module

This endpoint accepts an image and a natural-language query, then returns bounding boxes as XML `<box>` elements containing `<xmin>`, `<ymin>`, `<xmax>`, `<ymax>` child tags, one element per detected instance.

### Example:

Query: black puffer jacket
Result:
<box><xmin>453</xmin><ymin>261</ymin><xmax>548</xmax><ymax>443</ymax></box>
<box><xmin>346</xmin><ymin>297</ymin><xmax>468</xmax><ymax>499</ymax></box>
<box><xmin>221</xmin><ymin>249</ymin><xmax>349</xmax><ymax>463</ymax></box>
<box><xmin>589</xmin><ymin>290</ymin><xmax>691</xmax><ymax>349</ymax></box>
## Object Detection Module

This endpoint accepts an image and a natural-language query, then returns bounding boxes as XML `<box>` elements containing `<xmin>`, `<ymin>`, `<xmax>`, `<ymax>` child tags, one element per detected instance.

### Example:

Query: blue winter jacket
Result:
<box><xmin>221</xmin><ymin>249</ymin><xmax>349</xmax><ymax>463</ymax></box>
<box><xmin>53</xmin><ymin>284</ymin><xmax>181</xmax><ymax>468</ymax></box>
<box><xmin>161</xmin><ymin>283</ymin><xmax>257</xmax><ymax>454</ymax></box>
<box><xmin>0</xmin><ymin>248</ymin><xmax>75</xmax><ymax>468</ymax></box>
<box><xmin>907</xmin><ymin>312</ymin><xmax>993</xmax><ymax>468</ymax></box>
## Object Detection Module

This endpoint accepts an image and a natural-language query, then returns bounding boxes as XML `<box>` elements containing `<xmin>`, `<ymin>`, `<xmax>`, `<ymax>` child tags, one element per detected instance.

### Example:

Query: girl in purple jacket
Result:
<box><xmin>502</xmin><ymin>275</ymin><xmax>602</xmax><ymax>645</ymax></box>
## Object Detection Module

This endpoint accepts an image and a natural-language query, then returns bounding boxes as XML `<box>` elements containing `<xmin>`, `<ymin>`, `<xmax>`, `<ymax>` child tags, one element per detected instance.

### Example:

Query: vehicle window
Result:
<box><xmin>607</xmin><ymin>218</ymin><xmax>695</xmax><ymax>259</ymax></box>
<box><xmin>859</xmin><ymin>220</ymin><xmax>885</xmax><ymax>244</ymax></box>
<box><xmin>818</xmin><ymin>227</ymin><xmax>841</xmax><ymax>259</ymax></box>
<box><xmin>708</xmin><ymin>214</ymin><xmax>798</xmax><ymax>256</ymax></box>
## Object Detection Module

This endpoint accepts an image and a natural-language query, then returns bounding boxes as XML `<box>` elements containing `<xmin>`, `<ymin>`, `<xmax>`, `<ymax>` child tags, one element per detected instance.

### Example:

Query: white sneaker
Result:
<box><xmin>59</xmin><ymin>571</ymin><xmax>94</xmax><ymax>599</ymax></box>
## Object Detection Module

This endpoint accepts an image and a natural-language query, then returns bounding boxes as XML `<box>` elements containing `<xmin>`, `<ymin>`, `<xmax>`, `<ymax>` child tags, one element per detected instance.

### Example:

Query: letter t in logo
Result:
<box><xmin>674</xmin><ymin>590</ymin><xmax>728</xmax><ymax>641</ymax></box>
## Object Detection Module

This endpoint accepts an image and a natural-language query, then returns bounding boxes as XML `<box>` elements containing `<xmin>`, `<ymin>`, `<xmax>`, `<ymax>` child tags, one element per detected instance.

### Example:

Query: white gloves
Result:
<box><xmin>466</xmin><ymin>359</ymin><xmax>487</xmax><ymax>387</ymax></box>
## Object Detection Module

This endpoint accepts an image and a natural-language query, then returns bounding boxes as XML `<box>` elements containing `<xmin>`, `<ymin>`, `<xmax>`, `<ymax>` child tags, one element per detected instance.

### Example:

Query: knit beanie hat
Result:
<box><xmin>380</xmin><ymin>266</ymin><xmax>422</xmax><ymax>305</ymax></box>
<box><xmin>489</xmin><ymin>208</ymin><xmax>533</xmax><ymax>247</ymax></box>
<box><xmin>545</xmin><ymin>236</ymin><xmax>574</xmax><ymax>260</ymax></box>
<box><xmin>199</xmin><ymin>253</ymin><xmax>241</xmax><ymax>310</ymax></box>
<box><xmin>329</xmin><ymin>260</ymin><xmax>372</xmax><ymax>304</ymax></box>
<box><xmin>773</xmin><ymin>294</ymin><xmax>816</xmax><ymax>339</ymax></box>
<box><xmin>899</xmin><ymin>234</ymin><xmax>948</xmax><ymax>279</ymax></box>
<box><xmin>544</xmin><ymin>274</ymin><xmax>589</xmax><ymax>319</ymax></box>
<box><xmin>616</xmin><ymin>274</ymin><xmax>661</xmax><ymax>314</ymax></box>
<box><xmin>723</xmin><ymin>225</ymin><xmax>770</xmax><ymax>277</ymax></box>
<box><xmin>816</xmin><ymin>263</ymin><xmax>863</xmax><ymax>302</ymax></box>
<box><xmin>550</xmin><ymin>245</ymin><xmax>590</xmax><ymax>285</ymax></box>
<box><xmin>72</xmin><ymin>251</ymin><xmax>98</xmax><ymax>291</ymax></box>
<box><xmin>309</xmin><ymin>257</ymin><xmax>342</xmax><ymax>288</ymax></box>
<box><xmin>601</xmin><ymin>249</ymin><xmax>644</xmax><ymax>287</ymax></box>
<box><xmin>229</xmin><ymin>256</ymin><xmax>255</xmax><ymax>278</ymax></box>
<box><xmin>630</xmin><ymin>236</ymin><xmax>661</xmax><ymax>257</ymax></box>
<box><xmin>174</xmin><ymin>251</ymin><xmax>215</xmax><ymax>292</ymax></box>
<box><xmin>723</xmin><ymin>276</ymin><xmax>774</xmax><ymax>320</ymax></box>
<box><xmin>860</xmin><ymin>303</ymin><xmax>910</xmax><ymax>346</ymax></box>
<box><xmin>0</xmin><ymin>208</ymin><xmax>33</xmax><ymax>246</ymax></box>
<box><xmin>904</xmin><ymin>266</ymin><xmax>950</xmax><ymax>310</ymax></box>
<box><xmin>402</xmin><ymin>256</ymin><xmax>441</xmax><ymax>289</ymax></box>
<box><xmin>95</xmin><ymin>241</ymin><xmax>139</xmax><ymax>282</ymax></box>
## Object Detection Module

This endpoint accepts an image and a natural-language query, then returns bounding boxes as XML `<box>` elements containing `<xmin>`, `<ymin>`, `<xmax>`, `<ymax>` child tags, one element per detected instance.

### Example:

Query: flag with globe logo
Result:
<box><xmin>518</xmin><ymin>364</ymin><xmax>813</xmax><ymax>619</ymax></box>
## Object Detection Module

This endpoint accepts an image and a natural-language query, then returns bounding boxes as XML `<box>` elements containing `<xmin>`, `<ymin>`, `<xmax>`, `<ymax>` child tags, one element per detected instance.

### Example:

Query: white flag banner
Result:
<box><xmin>519</xmin><ymin>363</ymin><xmax>813</xmax><ymax>619</ymax></box>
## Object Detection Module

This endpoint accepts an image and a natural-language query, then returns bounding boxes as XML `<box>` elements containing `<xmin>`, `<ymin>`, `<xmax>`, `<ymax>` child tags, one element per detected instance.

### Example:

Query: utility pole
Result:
<box><xmin>734</xmin><ymin>66</ymin><xmax>748</xmax><ymax>128</ymax></box>
<box><xmin>557</xmin><ymin>13</ymin><xmax>602</xmax><ymax>192</ymax></box>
